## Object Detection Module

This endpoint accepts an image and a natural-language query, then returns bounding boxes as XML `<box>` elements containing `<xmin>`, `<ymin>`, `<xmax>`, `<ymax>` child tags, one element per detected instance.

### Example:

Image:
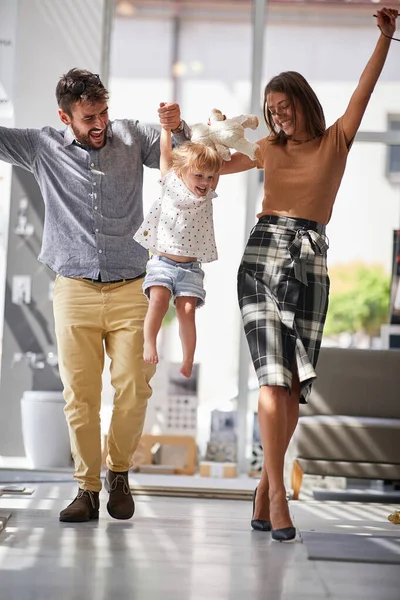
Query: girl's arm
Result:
<box><xmin>220</xmin><ymin>151</ymin><xmax>257</xmax><ymax>175</ymax></box>
<box><xmin>160</xmin><ymin>127</ymin><xmax>173</xmax><ymax>177</ymax></box>
<box><xmin>342</xmin><ymin>7</ymin><xmax>398</xmax><ymax>144</ymax></box>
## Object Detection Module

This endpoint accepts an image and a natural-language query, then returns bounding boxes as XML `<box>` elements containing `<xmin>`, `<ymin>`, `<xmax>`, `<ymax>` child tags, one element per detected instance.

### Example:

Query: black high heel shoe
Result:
<box><xmin>271</xmin><ymin>526</ymin><xmax>296</xmax><ymax>542</ymax></box>
<box><xmin>251</xmin><ymin>487</ymin><xmax>271</xmax><ymax>532</ymax></box>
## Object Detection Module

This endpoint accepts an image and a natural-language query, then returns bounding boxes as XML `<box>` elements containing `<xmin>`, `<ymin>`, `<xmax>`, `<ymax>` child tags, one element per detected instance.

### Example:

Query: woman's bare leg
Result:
<box><xmin>143</xmin><ymin>286</ymin><xmax>171</xmax><ymax>364</ymax></box>
<box><xmin>253</xmin><ymin>368</ymin><xmax>300</xmax><ymax>524</ymax></box>
<box><xmin>175</xmin><ymin>296</ymin><xmax>197</xmax><ymax>378</ymax></box>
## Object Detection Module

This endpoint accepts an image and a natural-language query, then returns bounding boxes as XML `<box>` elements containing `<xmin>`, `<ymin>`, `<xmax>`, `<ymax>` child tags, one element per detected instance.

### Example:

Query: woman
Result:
<box><xmin>222</xmin><ymin>7</ymin><xmax>398</xmax><ymax>541</ymax></box>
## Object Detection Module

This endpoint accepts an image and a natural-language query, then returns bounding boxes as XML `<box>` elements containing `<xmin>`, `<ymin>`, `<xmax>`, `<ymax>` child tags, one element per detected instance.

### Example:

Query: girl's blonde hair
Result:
<box><xmin>171</xmin><ymin>141</ymin><xmax>224</xmax><ymax>176</ymax></box>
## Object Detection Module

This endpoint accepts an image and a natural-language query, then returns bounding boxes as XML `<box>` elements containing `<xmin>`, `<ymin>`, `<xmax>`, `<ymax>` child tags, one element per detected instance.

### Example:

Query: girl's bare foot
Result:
<box><xmin>180</xmin><ymin>359</ymin><xmax>193</xmax><ymax>378</ymax></box>
<box><xmin>144</xmin><ymin>341</ymin><xmax>159</xmax><ymax>364</ymax></box>
<box><xmin>269</xmin><ymin>489</ymin><xmax>294</xmax><ymax>531</ymax></box>
<box><xmin>253</xmin><ymin>474</ymin><xmax>270</xmax><ymax>521</ymax></box>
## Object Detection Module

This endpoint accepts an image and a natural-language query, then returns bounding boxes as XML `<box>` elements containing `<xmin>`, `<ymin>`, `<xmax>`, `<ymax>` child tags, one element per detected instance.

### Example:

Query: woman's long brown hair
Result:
<box><xmin>263</xmin><ymin>71</ymin><xmax>326</xmax><ymax>144</ymax></box>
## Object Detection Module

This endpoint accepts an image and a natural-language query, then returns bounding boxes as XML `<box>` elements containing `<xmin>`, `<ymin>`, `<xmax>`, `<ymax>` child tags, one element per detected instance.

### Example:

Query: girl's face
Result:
<box><xmin>266</xmin><ymin>92</ymin><xmax>307</xmax><ymax>141</ymax></box>
<box><xmin>181</xmin><ymin>168</ymin><xmax>217</xmax><ymax>197</ymax></box>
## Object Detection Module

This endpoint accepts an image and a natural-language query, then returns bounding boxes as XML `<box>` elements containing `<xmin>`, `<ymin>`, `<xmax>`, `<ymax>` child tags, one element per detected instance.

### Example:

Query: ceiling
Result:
<box><xmin>114</xmin><ymin>0</ymin><xmax>394</xmax><ymax>21</ymax></box>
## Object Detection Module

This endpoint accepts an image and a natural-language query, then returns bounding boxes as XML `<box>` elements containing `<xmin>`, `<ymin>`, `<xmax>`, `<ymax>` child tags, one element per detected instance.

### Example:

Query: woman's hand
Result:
<box><xmin>376</xmin><ymin>7</ymin><xmax>398</xmax><ymax>38</ymax></box>
<box><xmin>158</xmin><ymin>102</ymin><xmax>181</xmax><ymax>131</ymax></box>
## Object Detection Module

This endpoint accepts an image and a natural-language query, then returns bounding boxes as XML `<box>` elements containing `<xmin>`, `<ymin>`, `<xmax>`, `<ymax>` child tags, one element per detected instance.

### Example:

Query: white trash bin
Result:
<box><xmin>21</xmin><ymin>391</ymin><xmax>72</xmax><ymax>468</ymax></box>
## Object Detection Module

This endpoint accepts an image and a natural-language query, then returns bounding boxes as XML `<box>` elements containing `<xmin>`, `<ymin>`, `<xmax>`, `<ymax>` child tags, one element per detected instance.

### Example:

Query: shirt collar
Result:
<box><xmin>63</xmin><ymin>122</ymin><xmax>113</xmax><ymax>148</ymax></box>
<box><xmin>63</xmin><ymin>126</ymin><xmax>75</xmax><ymax>147</ymax></box>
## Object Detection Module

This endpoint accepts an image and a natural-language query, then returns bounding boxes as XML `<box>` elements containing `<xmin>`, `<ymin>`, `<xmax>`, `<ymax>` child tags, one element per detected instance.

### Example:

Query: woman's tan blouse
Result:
<box><xmin>255</xmin><ymin>117</ymin><xmax>351</xmax><ymax>225</ymax></box>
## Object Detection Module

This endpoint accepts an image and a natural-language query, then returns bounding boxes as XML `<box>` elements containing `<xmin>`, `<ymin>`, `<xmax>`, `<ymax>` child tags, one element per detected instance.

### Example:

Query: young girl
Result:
<box><xmin>134</xmin><ymin>127</ymin><xmax>223</xmax><ymax>378</ymax></box>
<box><xmin>221</xmin><ymin>7</ymin><xmax>398</xmax><ymax>541</ymax></box>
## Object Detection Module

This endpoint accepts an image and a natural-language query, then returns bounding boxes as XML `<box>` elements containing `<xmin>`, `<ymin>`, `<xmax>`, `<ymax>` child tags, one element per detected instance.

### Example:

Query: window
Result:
<box><xmin>386</xmin><ymin>116</ymin><xmax>400</xmax><ymax>183</ymax></box>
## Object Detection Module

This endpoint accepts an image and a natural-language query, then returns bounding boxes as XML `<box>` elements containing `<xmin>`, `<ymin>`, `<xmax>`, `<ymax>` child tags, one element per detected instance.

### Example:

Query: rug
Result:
<box><xmin>302</xmin><ymin>532</ymin><xmax>400</xmax><ymax>564</ymax></box>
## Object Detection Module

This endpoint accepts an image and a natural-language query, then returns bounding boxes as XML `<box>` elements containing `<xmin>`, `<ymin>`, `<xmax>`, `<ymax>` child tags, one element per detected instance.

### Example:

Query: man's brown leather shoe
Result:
<box><xmin>59</xmin><ymin>489</ymin><xmax>99</xmax><ymax>522</ymax></box>
<box><xmin>104</xmin><ymin>469</ymin><xmax>134</xmax><ymax>520</ymax></box>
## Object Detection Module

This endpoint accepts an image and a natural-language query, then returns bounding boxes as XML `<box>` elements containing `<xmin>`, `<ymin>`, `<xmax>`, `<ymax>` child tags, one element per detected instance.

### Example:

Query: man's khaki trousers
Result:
<box><xmin>53</xmin><ymin>275</ymin><xmax>155</xmax><ymax>492</ymax></box>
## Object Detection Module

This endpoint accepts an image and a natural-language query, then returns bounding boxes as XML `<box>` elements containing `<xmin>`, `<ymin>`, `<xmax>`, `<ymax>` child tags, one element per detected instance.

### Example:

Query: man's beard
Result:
<box><xmin>71</xmin><ymin>124</ymin><xmax>107</xmax><ymax>149</ymax></box>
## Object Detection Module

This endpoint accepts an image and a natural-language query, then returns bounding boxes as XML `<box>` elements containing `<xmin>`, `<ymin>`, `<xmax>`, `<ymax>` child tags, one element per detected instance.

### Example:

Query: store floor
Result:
<box><xmin>0</xmin><ymin>480</ymin><xmax>399</xmax><ymax>600</ymax></box>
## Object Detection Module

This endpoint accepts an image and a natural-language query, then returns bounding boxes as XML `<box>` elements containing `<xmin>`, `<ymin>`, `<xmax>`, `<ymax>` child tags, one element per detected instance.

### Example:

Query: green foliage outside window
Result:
<box><xmin>324</xmin><ymin>262</ymin><xmax>390</xmax><ymax>337</ymax></box>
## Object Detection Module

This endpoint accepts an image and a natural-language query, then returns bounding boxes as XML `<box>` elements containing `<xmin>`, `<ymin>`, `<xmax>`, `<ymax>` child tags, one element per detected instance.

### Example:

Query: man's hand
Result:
<box><xmin>158</xmin><ymin>102</ymin><xmax>181</xmax><ymax>131</ymax></box>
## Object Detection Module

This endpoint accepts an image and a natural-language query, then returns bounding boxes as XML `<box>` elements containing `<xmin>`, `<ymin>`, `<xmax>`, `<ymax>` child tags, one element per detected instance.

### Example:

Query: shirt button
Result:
<box><xmin>98</xmin><ymin>249</ymin><xmax>102</xmax><ymax>254</ymax></box>
<box><xmin>90</xmin><ymin>163</ymin><xmax>95</xmax><ymax>167</ymax></box>
<box><xmin>95</xmin><ymin>228</ymin><xmax>99</xmax><ymax>233</ymax></box>
<box><xmin>93</xmin><ymin>182</ymin><xmax>97</xmax><ymax>186</ymax></box>
<box><xmin>94</xmin><ymin>206</ymin><xmax>98</xmax><ymax>210</ymax></box>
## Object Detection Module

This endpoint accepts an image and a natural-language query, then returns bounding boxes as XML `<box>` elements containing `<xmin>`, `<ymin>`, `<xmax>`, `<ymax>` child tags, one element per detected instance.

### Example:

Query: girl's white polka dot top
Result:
<box><xmin>134</xmin><ymin>170</ymin><xmax>218</xmax><ymax>263</ymax></box>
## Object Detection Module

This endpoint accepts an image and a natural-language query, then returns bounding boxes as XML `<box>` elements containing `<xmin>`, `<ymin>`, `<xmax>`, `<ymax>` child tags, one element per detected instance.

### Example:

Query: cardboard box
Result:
<box><xmin>138</xmin><ymin>464</ymin><xmax>175</xmax><ymax>475</ymax></box>
<box><xmin>199</xmin><ymin>461</ymin><xmax>237</xmax><ymax>478</ymax></box>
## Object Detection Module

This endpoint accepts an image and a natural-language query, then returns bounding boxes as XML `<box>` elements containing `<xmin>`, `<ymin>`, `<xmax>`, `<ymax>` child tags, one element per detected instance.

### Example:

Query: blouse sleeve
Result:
<box><xmin>159</xmin><ymin>170</ymin><xmax>175</xmax><ymax>187</ymax></box>
<box><xmin>254</xmin><ymin>137</ymin><xmax>269</xmax><ymax>169</ymax></box>
<box><xmin>326</xmin><ymin>117</ymin><xmax>353</xmax><ymax>153</ymax></box>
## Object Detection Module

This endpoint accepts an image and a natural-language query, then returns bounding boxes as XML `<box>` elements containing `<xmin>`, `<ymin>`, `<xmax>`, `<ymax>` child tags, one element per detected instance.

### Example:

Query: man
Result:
<box><xmin>0</xmin><ymin>68</ymin><xmax>189</xmax><ymax>522</ymax></box>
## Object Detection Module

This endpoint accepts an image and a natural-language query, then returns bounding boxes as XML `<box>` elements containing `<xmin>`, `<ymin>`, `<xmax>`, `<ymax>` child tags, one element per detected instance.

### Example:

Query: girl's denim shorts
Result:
<box><xmin>143</xmin><ymin>255</ymin><xmax>206</xmax><ymax>307</ymax></box>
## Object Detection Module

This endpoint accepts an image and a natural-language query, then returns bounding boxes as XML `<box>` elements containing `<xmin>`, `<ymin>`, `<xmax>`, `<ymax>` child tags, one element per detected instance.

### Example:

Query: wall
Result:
<box><xmin>0</xmin><ymin>0</ymin><xmax>112</xmax><ymax>456</ymax></box>
<box><xmin>0</xmin><ymin>0</ymin><xmax>17</xmax><ymax>379</ymax></box>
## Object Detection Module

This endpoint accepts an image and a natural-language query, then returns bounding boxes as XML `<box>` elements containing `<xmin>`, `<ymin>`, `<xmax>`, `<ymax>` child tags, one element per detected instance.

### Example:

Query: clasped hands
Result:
<box><xmin>158</xmin><ymin>102</ymin><xmax>181</xmax><ymax>131</ymax></box>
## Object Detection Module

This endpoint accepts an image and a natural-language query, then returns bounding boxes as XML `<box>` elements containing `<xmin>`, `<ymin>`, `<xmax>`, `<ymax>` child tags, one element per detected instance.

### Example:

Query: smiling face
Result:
<box><xmin>181</xmin><ymin>168</ymin><xmax>216</xmax><ymax>197</ymax></box>
<box><xmin>266</xmin><ymin>92</ymin><xmax>307</xmax><ymax>141</ymax></box>
<box><xmin>58</xmin><ymin>99</ymin><xmax>109</xmax><ymax>149</ymax></box>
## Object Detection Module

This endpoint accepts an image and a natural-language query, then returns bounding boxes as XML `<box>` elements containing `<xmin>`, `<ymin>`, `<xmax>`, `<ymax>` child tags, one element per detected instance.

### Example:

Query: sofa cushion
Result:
<box><xmin>301</xmin><ymin>348</ymin><xmax>400</xmax><ymax>419</ymax></box>
<box><xmin>296</xmin><ymin>458</ymin><xmax>400</xmax><ymax>480</ymax></box>
<box><xmin>297</xmin><ymin>415</ymin><xmax>400</xmax><ymax>464</ymax></box>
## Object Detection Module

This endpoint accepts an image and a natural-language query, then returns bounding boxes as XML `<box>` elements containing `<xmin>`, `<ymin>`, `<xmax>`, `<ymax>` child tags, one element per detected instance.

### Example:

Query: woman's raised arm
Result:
<box><xmin>342</xmin><ymin>7</ymin><xmax>398</xmax><ymax>144</ymax></box>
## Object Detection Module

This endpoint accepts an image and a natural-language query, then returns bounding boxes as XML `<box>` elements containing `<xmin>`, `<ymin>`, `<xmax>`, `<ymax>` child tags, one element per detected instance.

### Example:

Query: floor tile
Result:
<box><xmin>0</xmin><ymin>482</ymin><xmax>399</xmax><ymax>599</ymax></box>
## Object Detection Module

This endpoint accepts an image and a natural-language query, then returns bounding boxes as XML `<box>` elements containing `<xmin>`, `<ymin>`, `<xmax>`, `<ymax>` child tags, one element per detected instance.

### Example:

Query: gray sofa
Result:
<box><xmin>292</xmin><ymin>347</ymin><xmax>400</xmax><ymax>499</ymax></box>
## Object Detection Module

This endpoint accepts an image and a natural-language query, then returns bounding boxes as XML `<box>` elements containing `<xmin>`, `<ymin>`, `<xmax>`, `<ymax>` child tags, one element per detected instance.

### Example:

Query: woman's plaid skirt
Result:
<box><xmin>237</xmin><ymin>214</ymin><xmax>330</xmax><ymax>403</ymax></box>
